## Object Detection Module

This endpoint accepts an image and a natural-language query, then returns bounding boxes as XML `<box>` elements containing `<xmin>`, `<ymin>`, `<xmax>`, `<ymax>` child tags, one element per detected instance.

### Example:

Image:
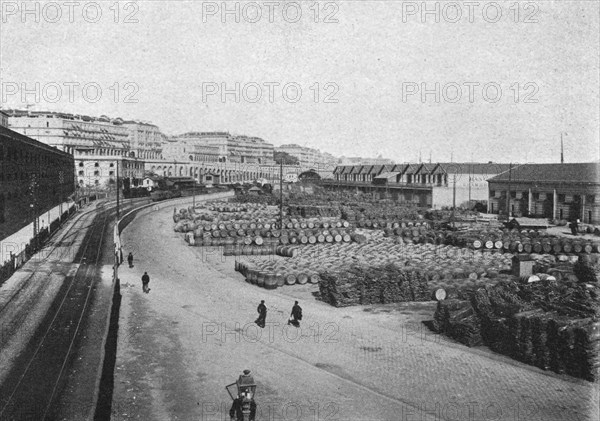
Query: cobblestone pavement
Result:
<box><xmin>113</xmin><ymin>203</ymin><xmax>599</xmax><ymax>421</ymax></box>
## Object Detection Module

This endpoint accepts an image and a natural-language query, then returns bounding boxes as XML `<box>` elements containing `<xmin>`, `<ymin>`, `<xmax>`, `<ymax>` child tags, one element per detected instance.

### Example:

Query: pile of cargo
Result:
<box><xmin>287</xmin><ymin>205</ymin><xmax>341</xmax><ymax>218</ymax></box>
<box><xmin>230</xmin><ymin>193</ymin><xmax>280</xmax><ymax>205</ymax></box>
<box><xmin>235</xmin><ymin>231</ymin><xmax>513</xmax><ymax>293</ymax></box>
<box><xmin>418</xmin><ymin>226</ymin><xmax>600</xmax><ymax>256</ymax></box>
<box><xmin>318</xmin><ymin>264</ymin><xmax>430</xmax><ymax>307</ymax></box>
<box><xmin>432</xmin><ymin>272</ymin><xmax>600</xmax><ymax>381</ymax></box>
<box><xmin>341</xmin><ymin>204</ymin><xmax>422</xmax><ymax>223</ymax></box>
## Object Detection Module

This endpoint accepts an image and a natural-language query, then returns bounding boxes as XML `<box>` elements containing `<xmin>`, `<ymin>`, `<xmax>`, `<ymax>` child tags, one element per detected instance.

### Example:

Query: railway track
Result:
<box><xmin>0</xmin><ymin>210</ymin><xmax>110</xmax><ymax>421</ymax></box>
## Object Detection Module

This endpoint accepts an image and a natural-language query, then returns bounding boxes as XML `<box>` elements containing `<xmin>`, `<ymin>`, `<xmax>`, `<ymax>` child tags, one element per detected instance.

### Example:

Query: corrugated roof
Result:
<box><xmin>488</xmin><ymin>163</ymin><xmax>600</xmax><ymax>184</ymax></box>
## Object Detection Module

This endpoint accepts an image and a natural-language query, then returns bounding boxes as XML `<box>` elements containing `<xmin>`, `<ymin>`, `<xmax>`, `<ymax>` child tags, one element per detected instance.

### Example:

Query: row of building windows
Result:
<box><xmin>489</xmin><ymin>191</ymin><xmax>595</xmax><ymax>203</ymax></box>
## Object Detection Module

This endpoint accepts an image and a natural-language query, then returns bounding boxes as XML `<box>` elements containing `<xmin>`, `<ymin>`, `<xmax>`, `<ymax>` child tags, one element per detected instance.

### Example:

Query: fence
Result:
<box><xmin>0</xmin><ymin>199</ymin><xmax>83</xmax><ymax>287</ymax></box>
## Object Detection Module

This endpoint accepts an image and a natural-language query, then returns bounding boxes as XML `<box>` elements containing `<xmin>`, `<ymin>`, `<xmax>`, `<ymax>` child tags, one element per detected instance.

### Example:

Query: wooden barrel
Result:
<box><xmin>434</xmin><ymin>288</ymin><xmax>447</xmax><ymax>301</ymax></box>
<box><xmin>523</xmin><ymin>243</ymin><xmax>533</xmax><ymax>253</ymax></box>
<box><xmin>280</xmin><ymin>236</ymin><xmax>289</xmax><ymax>245</ymax></box>
<box><xmin>542</xmin><ymin>242</ymin><xmax>552</xmax><ymax>254</ymax></box>
<box><xmin>300</xmin><ymin>236</ymin><xmax>308</xmax><ymax>244</ymax></box>
<box><xmin>264</xmin><ymin>273</ymin><xmax>278</xmax><ymax>289</ymax></box>
<box><xmin>308</xmin><ymin>235</ymin><xmax>317</xmax><ymax>244</ymax></box>
<box><xmin>309</xmin><ymin>274</ymin><xmax>320</xmax><ymax>284</ymax></box>
<box><xmin>573</xmin><ymin>242</ymin><xmax>583</xmax><ymax>253</ymax></box>
<box><xmin>532</xmin><ymin>242</ymin><xmax>542</xmax><ymax>254</ymax></box>
<box><xmin>484</xmin><ymin>240</ymin><xmax>494</xmax><ymax>249</ymax></box>
<box><xmin>297</xmin><ymin>273</ymin><xmax>309</xmax><ymax>284</ymax></box>
<box><xmin>494</xmin><ymin>240</ymin><xmax>503</xmax><ymax>250</ymax></box>
<box><xmin>562</xmin><ymin>242</ymin><xmax>573</xmax><ymax>253</ymax></box>
<box><xmin>317</xmin><ymin>235</ymin><xmax>325</xmax><ymax>243</ymax></box>
<box><xmin>325</xmin><ymin>235</ymin><xmax>334</xmax><ymax>243</ymax></box>
<box><xmin>256</xmin><ymin>271</ymin><xmax>266</xmax><ymax>287</ymax></box>
<box><xmin>275</xmin><ymin>273</ymin><xmax>285</xmax><ymax>287</ymax></box>
<box><xmin>248</xmin><ymin>270</ymin><xmax>257</xmax><ymax>284</ymax></box>
<box><xmin>342</xmin><ymin>234</ymin><xmax>351</xmax><ymax>243</ymax></box>
<box><xmin>583</xmin><ymin>243</ymin><xmax>593</xmax><ymax>254</ymax></box>
<box><xmin>285</xmin><ymin>273</ymin><xmax>297</xmax><ymax>285</ymax></box>
<box><xmin>472</xmin><ymin>239</ymin><xmax>483</xmax><ymax>249</ymax></box>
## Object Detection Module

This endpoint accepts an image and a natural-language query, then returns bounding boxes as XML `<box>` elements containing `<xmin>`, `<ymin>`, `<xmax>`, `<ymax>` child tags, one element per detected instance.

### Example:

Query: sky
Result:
<box><xmin>1</xmin><ymin>0</ymin><xmax>599</xmax><ymax>163</ymax></box>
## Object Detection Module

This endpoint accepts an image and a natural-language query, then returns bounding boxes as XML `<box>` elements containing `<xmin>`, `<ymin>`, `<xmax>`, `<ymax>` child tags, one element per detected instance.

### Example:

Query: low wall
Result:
<box><xmin>93</xmin><ymin>190</ymin><xmax>234</xmax><ymax>418</ymax></box>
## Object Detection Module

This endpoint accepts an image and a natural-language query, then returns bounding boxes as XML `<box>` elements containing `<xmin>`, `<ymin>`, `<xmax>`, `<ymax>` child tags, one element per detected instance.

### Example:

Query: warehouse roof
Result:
<box><xmin>437</xmin><ymin>162</ymin><xmax>512</xmax><ymax>175</ymax></box>
<box><xmin>488</xmin><ymin>163</ymin><xmax>600</xmax><ymax>184</ymax></box>
<box><xmin>374</xmin><ymin>171</ymin><xmax>400</xmax><ymax>180</ymax></box>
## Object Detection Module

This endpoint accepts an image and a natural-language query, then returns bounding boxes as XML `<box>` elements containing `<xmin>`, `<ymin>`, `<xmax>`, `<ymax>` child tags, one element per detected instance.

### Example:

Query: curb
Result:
<box><xmin>90</xmin><ymin>190</ymin><xmax>234</xmax><ymax>420</ymax></box>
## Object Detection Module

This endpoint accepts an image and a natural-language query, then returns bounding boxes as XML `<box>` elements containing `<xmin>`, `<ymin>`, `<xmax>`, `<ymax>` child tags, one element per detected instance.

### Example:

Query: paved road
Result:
<box><xmin>113</xmin><ymin>202</ymin><xmax>599</xmax><ymax>421</ymax></box>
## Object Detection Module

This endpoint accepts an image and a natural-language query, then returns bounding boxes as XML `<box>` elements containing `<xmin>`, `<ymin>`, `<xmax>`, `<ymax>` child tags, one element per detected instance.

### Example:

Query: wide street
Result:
<box><xmin>112</xmin><ymin>201</ymin><xmax>599</xmax><ymax>421</ymax></box>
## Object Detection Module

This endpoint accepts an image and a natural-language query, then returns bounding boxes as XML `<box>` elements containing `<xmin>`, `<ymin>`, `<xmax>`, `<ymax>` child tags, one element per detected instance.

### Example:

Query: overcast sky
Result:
<box><xmin>1</xmin><ymin>0</ymin><xmax>598</xmax><ymax>163</ymax></box>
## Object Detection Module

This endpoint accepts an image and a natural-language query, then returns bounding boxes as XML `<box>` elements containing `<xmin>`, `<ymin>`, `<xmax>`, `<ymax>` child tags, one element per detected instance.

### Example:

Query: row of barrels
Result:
<box><xmin>355</xmin><ymin>220</ymin><xmax>432</xmax><ymax>229</ymax></box>
<box><xmin>187</xmin><ymin>232</ymin><xmax>358</xmax><ymax>247</ymax></box>
<box><xmin>223</xmin><ymin>245</ymin><xmax>300</xmax><ymax>257</ymax></box>
<box><xmin>197</xmin><ymin>219</ymin><xmax>351</xmax><ymax>232</ymax></box>
<box><xmin>458</xmin><ymin>237</ymin><xmax>599</xmax><ymax>254</ymax></box>
<box><xmin>235</xmin><ymin>261</ymin><xmax>320</xmax><ymax>288</ymax></box>
<box><xmin>195</xmin><ymin>227</ymin><xmax>356</xmax><ymax>243</ymax></box>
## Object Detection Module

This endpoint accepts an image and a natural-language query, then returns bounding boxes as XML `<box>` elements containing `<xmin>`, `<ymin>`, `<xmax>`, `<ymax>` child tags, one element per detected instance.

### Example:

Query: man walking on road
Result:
<box><xmin>127</xmin><ymin>252</ymin><xmax>134</xmax><ymax>268</ymax></box>
<box><xmin>255</xmin><ymin>300</ymin><xmax>267</xmax><ymax>328</ymax></box>
<box><xmin>141</xmin><ymin>272</ymin><xmax>150</xmax><ymax>293</ymax></box>
<box><xmin>288</xmin><ymin>301</ymin><xmax>302</xmax><ymax>327</ymax></box>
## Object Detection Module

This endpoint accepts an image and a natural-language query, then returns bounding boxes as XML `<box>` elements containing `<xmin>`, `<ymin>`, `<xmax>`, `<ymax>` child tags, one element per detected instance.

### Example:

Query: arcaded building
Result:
<box><xmin>487</xmin><ymin>163</ymin><xmax>600</xmax><ymax>223</ymax></box>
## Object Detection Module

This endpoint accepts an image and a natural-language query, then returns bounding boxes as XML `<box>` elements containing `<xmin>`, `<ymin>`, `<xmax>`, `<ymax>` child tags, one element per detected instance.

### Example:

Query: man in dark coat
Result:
<box><xmin>255</xmin><ymin>300</ymin><xmax>267</xmax><ymax>328</ymax></box>
<box><xmin>288</xmin><ymin>301</ymin><xmax>302</xmax><ymax>327</ymax></box>
<box><xmin>141</xmin><ymin>272</ymin><xmax>150</xmax><ymax>293</ymax></box>
<box><xmin>127</xmin><ymin>252</ymin><xmax>134</xmax><ymax>268</ymax></box>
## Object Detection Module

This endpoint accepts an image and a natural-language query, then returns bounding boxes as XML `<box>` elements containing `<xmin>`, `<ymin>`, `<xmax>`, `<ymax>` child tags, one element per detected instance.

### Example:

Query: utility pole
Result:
<box><xmin>561</xmin><ymin>133</ymin><xmax>565</xmax><ymax>163</ymax></box>
<box><xmin>279</xmin><ymin>160</ymin><xmax>283</xmax><ymax>229</ymax></box>
<box><xmin>116</xmin><ymin>159</ymin><xmax>120</xmax><ymax>219</ymax></box>
<box><xmin>451</xmin><ymin>173</ymin><xmax>456</xmax><ymax>228</ymax></box>
<box><xmin>506</xmin><ymin>163</ymin><xmax>512</xmax><ymax>218</ymax></box>
<box><xmin>193</xmin><ymin>170</ymin><xmax>196</xmax><ymax>208</ymax></box>
<box><xmin>468</xmin><ymin>163</ymin><xmax>472</xmax><ymax>206</ymax></box>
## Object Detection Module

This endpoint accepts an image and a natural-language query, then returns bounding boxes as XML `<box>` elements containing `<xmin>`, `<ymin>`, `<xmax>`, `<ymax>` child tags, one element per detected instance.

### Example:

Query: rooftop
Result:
<box><xmin>488</xmin><ymin>163</ymin><xmax>600</xmax><ymax>184</ymax></box>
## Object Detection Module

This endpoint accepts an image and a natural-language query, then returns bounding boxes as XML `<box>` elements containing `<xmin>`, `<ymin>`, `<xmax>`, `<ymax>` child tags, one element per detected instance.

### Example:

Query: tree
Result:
<box><xmin>274</xmin><ymin>151</ymin><xmax>299</xmax><ymax>165</ymax></box>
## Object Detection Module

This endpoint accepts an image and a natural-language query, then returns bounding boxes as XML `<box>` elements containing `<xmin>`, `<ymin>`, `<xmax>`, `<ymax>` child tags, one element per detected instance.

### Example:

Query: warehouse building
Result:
<box><xmin>487</xmin><ymin>163</ymin><xmax>600</xmax><ymax>223</ymax></box>
<box><xmin>327</xmin><ymin>162</ymin><xmax>509</xmax><ymax>208</ymax></box>
<box><xmin>0</xmin><ymin>126</ymin><xmax>75</xmax><ymax>241</ymax></box>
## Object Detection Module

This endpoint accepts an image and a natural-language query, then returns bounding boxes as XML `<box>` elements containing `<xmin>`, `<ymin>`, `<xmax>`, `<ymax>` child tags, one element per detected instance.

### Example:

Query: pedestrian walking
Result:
<box><xmin>141</xmin><ymin>271</ymin><xmax>150</xmax><ymax>293</ymax></box>
<box><xmin>255</xmin><ymin>300</ymin><xmax>267</xmax><ymax>328</ymax></box>
<box><xmin>288</xmin><ymin>301</ymin><xmax>302</xmax><ymax>327</ymax></box>
<box><xmin>127</xmin><ymin>252</ymin><xmax>134</xmax><ymax>268</ymax></box>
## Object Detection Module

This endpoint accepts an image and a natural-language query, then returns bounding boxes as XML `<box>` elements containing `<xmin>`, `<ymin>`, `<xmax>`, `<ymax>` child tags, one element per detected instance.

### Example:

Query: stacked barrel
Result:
<box><xmin>234</xmin><ymin>236</ymin><xmax>513</xmax><ymax>291</ymax></box>
<box><xmin>441</xmin><ymin>227</ymin><xmax>600</xmax><ymax>256</ymax></box>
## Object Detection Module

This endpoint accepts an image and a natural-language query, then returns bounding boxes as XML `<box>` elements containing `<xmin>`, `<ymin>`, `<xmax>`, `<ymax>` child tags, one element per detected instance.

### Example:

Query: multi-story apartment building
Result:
<box><xmin>275</xmin><ymin>144</ymin><xmax>337</xmax><ymax>168</ymax></box>
<box><xmin>174</xmin><ymin>132</ymin><xmax>274</xmax><ymax>165</ymax></box>
<box><xmin>6</xmin><ymin>110</ymin><xmax>130</xmax><ymax>156</ymax></box>
<box><xmin>6</xmin><ymin>110</ymin><xmax>145</xmax><ymax>188</ymax></box>
<box><xmin>122</xmin><ymin>121</ymin><xmax>166</xmax><ymax>160</ymax></box>
<box><xmin>162</xmin><ymin>137</ymin><xmax>220</xmax><ymax>163</ymax></box>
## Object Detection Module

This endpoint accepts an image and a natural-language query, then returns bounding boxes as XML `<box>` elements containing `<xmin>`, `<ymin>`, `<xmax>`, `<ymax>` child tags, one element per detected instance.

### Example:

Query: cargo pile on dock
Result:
<box><xmin>432</xmin><ymin>272</ymin><xmax>600</xmax><ymax>381</ymax></box>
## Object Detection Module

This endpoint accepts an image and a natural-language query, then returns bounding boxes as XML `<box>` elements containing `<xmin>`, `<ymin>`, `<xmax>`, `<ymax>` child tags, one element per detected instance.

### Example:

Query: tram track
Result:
<box><xmin>0</xmin><ymin>210</ymin><xmax>110</xmax><ymax>421</ymax></box>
